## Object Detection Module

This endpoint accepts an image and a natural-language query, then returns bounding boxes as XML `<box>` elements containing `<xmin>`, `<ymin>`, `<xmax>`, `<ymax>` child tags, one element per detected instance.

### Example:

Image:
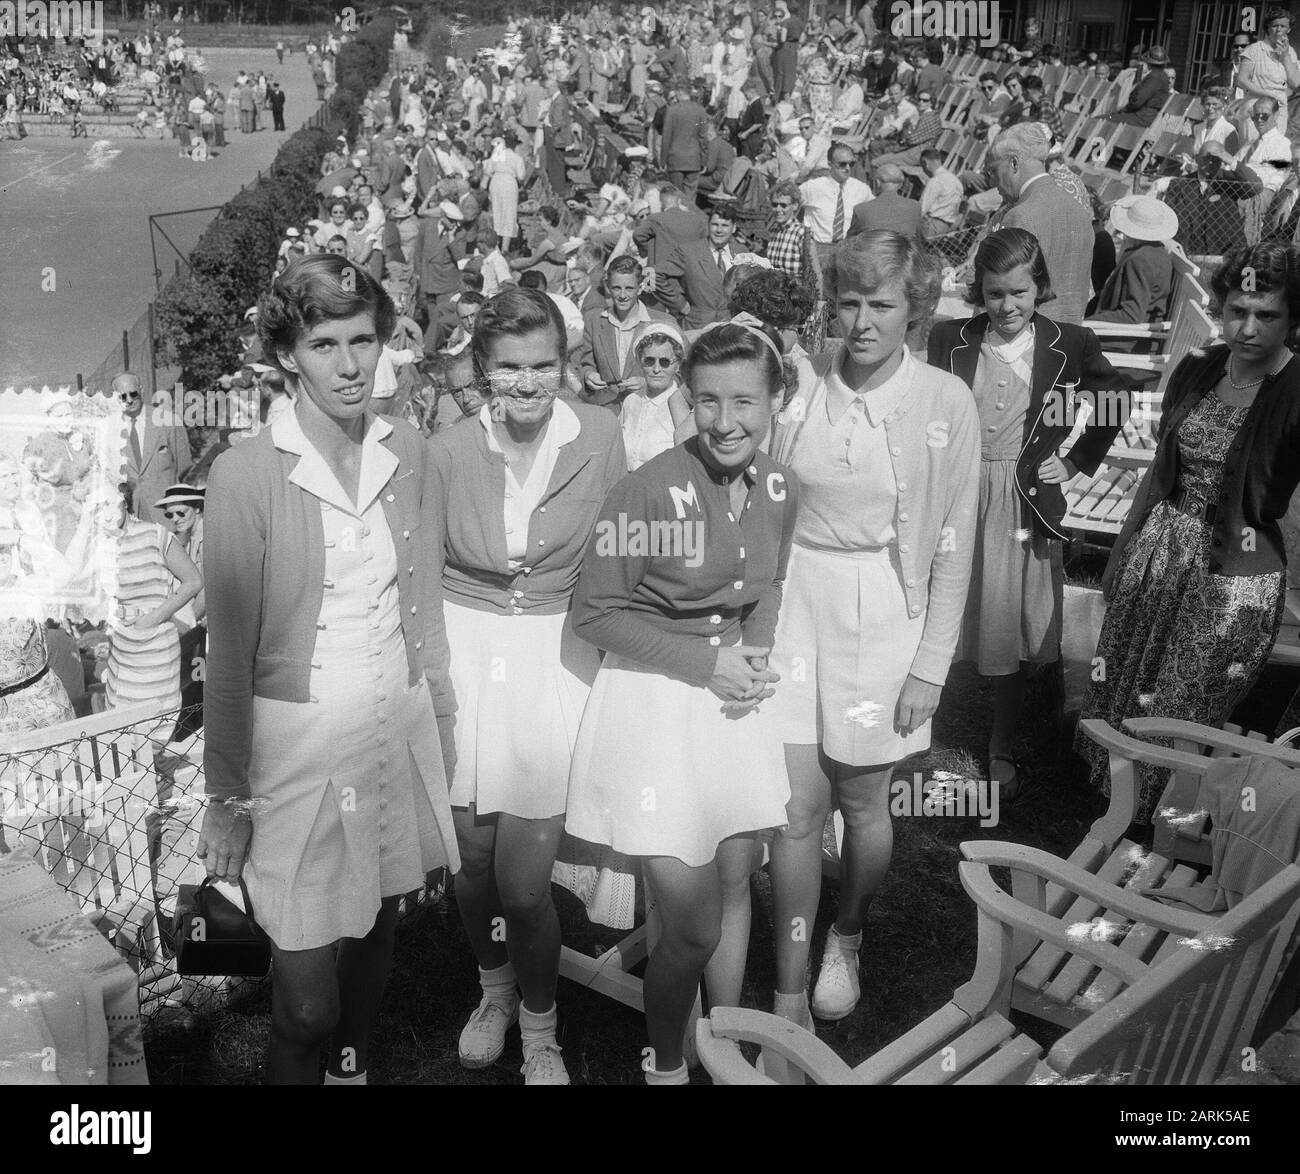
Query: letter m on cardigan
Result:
<box><xmin>668</xmin><ymin>481</ymin><xmax>700</xmax><ymax>520</ymax></box>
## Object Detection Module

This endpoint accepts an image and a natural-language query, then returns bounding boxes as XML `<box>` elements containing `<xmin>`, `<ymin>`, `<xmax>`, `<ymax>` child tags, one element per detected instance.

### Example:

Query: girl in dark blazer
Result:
<box><xmin>928</xmin><ymin>227</ymin><xmax>1131</xmax><ymax>796</ymax></box>
<box><xmin>1079</xmin><ymin>243</ymin><xmax>1300</xmax><ymax>821</ymax></box>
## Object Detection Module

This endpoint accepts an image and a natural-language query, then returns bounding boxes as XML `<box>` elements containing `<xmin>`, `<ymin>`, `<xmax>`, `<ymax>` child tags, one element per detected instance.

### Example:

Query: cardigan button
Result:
<box><xmin>539</xmin><ymin>506</ymin><xmax>547</xmax><ymax>513</ymax></box>
<box><xmin>900</xmin><ymin>544</ymin><xmax>910</xmax><ymax>553</ymax></box>
<box><xmin>410</xmin><ymin>605</ymin><xmax>418</xmax><ymax>614</ymax></box>
<box><xmin>899</xmin><ymin>512</ymin><xmax>909</xmax><ymax>522</ymax></box>
<box><xmin>1028</xmin><ymin>487</ymin><xmax>1037</xmax><ymax>496</ymax></box>
<box><xmin>415</xmin><ymin>641</ymin><xmax>423</xmax><ymax>650</ymax></box>
<box><xmin>709</xmin><ymin>636</ymin><xmax>721</xmax><ymax>646</ymax></box>
<box><xmin>387</xmin><ymin>494</ymin><xmax>395</xmax><ymax>502</ymax></box>
<box><xmin>404</xmin><ymin>530</ymin><xmax>411</xmax><ymax>539</ymax></box>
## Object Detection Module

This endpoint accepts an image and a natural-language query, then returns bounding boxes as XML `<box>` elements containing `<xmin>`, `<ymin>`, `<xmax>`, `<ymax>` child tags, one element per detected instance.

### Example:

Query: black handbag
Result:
<box><xmin>171</xmin><ymin>877</ymin><xmax>272</xmax><ymax>977</ymax></box>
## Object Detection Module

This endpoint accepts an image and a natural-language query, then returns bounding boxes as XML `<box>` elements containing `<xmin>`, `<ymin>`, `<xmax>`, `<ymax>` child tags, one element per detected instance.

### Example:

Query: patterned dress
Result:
<box><xmin>0</xmin><ymin>619</ymin><xmax>74</xmax><ymax>736</ymax></box>
<box><xmin>104</xmin><ymin>520</ymin><xmax>181</xmax><ymax>714</ymax></box>
<box><xmin>1078</xmin><ymin>392</ymin><xmax>1286</xmax><ymax>821</ymax></box>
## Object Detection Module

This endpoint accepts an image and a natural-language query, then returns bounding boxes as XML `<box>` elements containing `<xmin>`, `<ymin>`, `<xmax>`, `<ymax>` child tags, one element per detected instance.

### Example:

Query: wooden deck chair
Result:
<box><xmin>1269</xmin><ymin>589</ymin><xmax>1300</xmax><ymax>669</ymax></box>
<box><xmin>1064</xmin><ymin>114</ymin><xmax>1120</xmax><ymax>172</ymax></box>
<box><xmin>698</xmin><ymin>833</ymin><xmax>1300</xmax><ymax>1084</ymax></box>
<box><xmin>1065</xmin><ymin>297</ymin><xmax>1217</xmax><ymax>535</ymax></box>
<box><xmin>1040</xmin><ymin>65</ymin><xmax>1068</xmax><ymax>105</ymax></box>
<box><xmin>977</xmin><ymin>718</ymin><xmax>1300</xmax><ymax>1035</ymax></box>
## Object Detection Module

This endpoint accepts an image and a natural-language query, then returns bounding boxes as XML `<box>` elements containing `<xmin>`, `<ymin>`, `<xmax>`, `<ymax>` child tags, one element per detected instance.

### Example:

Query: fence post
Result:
<box><xmin>122</xmin><ymin>330</ymin><xmax>130</xmax><ymax>372</ymax></box>
<box><xmin>76</xmin><ymin>374</ymin><xmax>84</xmax><ymax>391</ymax></box>
<box><xmin>147</xmin><ymin>302</ymin><xmax>157</xmax><ymax>408</ymax></box>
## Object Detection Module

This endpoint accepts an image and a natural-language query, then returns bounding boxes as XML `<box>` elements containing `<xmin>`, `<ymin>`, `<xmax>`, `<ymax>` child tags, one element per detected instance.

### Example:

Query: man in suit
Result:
<box><xmin>659</xmin><ymin>81</ymin><xmax>708</xmax><ymax>191</ymax></box>
<box><xmin>989</xmin><ymin>122</ymin><xmax>1094</xmax><ymax>325</ymax></box>
<box><xmin>413</xmin><ymin>201</ymin><xmax>468</xmax><ymax>350</ymax></box>
<box><xmin>849</xmin><ymin>164</ymin><xmax>922</xmax><ymax>237</ymax></box>
<box><xmin>415</xmin><ymin>129</ymin><xmax>442</xmax><ymax>206</ymax></box>
<box><xmin>576</xmin><ymin>255</ymin><xmax>675</xmax><ymax>409</ymax></box>
<box><xmin>633</xmin><ymin>184</ymin><xmax>708</xmax><ymax>309</ymax></box>
<box><xmin>1114</xmin><ymin>45</ymin><xmax>1172</xmax><ymax>128</ymax></box>
<box><xmin>268</xmin><ymin>80</ymin><xmax>286</xmax><ymax>131</ymax></box>
<box><xmin>114</xmin><ymin>372</ymin><xmax>190</xmax><ymax>526</ymax></box>
<box><xmin>655</xmin><ymin>207</ymin><xmax>739</xmax><ymax>330</ymax></box>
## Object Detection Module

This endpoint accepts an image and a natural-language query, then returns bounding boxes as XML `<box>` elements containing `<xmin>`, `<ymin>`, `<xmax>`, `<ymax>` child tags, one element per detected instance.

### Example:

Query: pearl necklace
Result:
<box><xmin>1227</xmin><ymin>355</ymin><xmax>1287</xmax><ymax>390</ymax></box>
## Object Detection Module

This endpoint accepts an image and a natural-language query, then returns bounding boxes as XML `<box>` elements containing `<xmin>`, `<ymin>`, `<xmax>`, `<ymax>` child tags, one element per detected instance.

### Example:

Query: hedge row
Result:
<box><xmin>156</xmin><ymin>15</ymin><xmax>398</xmax><ymax>389</ymax></box>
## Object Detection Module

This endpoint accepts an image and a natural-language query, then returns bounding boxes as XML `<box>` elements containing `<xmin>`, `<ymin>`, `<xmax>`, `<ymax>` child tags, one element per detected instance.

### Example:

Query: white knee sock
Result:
<box><xmin>519</xmin><ymin>1003</ymin><xmax>557</xmax><ymax>1050</ymax></box>
<box><xmin>644</xmin><ymin>1061</ymin><xmax>689</xmax><ymax>1085</ymax></box>
<box><xmin>479</xmin><ymin>961</ymin><xmax>519</xmax><ymax>1005</ymax></box>
<box><xmin>323</xmin><ymin>1070</ymin><xmax>367</xmax><ymax>1085</ymax></box>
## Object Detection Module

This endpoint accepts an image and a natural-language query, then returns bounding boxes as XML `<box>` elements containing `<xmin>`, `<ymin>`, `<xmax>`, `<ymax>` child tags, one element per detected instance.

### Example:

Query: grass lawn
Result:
<box><xmin>144</xmin><ymin>556</ymin><xmax>1125</xmax><ymax>1085</ymax></box>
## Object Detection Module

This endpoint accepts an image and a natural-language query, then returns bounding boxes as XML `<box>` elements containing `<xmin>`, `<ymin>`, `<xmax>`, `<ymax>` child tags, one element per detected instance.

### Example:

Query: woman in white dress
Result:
<box><xmin>198</xmin><ymin>254</ymin><xmax>460</xmax><ymax>1085</ymax></box>
<box><xmin>765</xmin><ymin>232</ymin><xmax>981</xmax><ymax>1029</ymax></box>
<box><xmin>484</xmin><ymin>130</ymin><xmax>528</xmax><ymax>252</ymax></box>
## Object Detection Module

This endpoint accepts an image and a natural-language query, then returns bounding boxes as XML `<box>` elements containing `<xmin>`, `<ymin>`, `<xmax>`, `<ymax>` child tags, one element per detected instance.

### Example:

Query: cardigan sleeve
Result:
<box><xmin>202</xmin><ymin>447</ymin><xmax>266</xmax><ymax>801</ymax></box>
<box><xmin>418</xmin><ymin>436</ymin><xmax>456</xmax><ymax>718</ymax></box>
<box><xmin>741</xmin><ymin>470</ymin><xmax>799</xmax><ymax>651</ymax></box>
<box><xmin>570</xmin><ymin>472</ymin><xmax>720</xmax><ymax>686</ymax></box>
<box><xmin>1064</xmin><ymin>328</ymin><xmax>1133</xmax><ymax>476</ymax></box>
<box><xmin>909</xmin><ymin>387</ymin><xmax>981</xmax><ymax>686</ymax></box>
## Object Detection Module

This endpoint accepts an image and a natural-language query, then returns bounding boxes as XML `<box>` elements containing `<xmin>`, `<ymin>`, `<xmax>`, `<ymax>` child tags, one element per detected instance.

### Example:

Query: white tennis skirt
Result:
<box><xmin>444</xmin><ymin>601</ymin><xmax>599</xmax><ymax>819</ymax></box>
<box><xmin>565</xmin><ymin>652</ymin><xmax>790</xmax><ymax>867</ymax></box>
<box><xmin>765</xmin><ymin>543</ymin><xmax>930</xmax><ymax>766</ymax></box>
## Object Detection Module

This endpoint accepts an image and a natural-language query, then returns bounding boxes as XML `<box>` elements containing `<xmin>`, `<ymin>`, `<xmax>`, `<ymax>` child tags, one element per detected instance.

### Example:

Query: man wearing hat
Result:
<box><xmin>1159</xmin><ymin>142</ymin><xmax>1261</xmax><ymax>256</ymax></box>
<box><xmin>1088</xmin><ymin>195</ymin><xmax>1178</xmax><ymax>344</ymax></box>
<box><xmin>413</xmin><ymin>200</ymin><xmax>468</xmax><ymax>350</ymax></box>
<box><xmin>1114</xmin><ymin>46</ymin><xmax>1172</xmax><ymax>127</ymax></box>
<box><xmin>268</xmin><ymin>79</ymin><xmax>286</xmax><ymax>131</ymax></box>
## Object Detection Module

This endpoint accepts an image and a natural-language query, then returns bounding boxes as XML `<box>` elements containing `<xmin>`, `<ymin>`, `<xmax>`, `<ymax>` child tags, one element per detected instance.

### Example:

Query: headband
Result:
<box><xmin>697</xmin><ymin>312</ymin><xmax>784</xmax><ymax>366</ymax></box>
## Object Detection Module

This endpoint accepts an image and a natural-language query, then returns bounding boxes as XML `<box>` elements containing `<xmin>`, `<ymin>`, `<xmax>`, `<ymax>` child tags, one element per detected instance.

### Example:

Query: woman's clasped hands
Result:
<box><xmin>709</xmin><ymin>643</ymin><xmax>780</xmax><ymax>715</ymax></box>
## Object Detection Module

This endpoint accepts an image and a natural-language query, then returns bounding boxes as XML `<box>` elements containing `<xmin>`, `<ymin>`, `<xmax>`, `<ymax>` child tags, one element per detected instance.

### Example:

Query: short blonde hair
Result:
<box><xmin>834</xmin><ymin>231</ymin><xmax>942</xmax><ymax>324</ymax></box>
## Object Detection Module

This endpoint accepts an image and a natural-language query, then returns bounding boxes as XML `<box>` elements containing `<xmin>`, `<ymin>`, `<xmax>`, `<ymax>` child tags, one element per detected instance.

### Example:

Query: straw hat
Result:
<box><xmin>154</xmin><ymin>483</ymin><xmax>205</xmax><ymax>510</ymax></box>
<box><xmin>1108</xmin><ymin>194</ymin><xmax>1179</xmax><ymax>242</ymax></box>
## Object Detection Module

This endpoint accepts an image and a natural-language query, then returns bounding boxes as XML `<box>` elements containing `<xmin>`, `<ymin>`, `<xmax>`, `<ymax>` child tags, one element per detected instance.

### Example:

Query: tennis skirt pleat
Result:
<box><xmin>565</xmin><ymin>652</ymin><xmax>790</xmax><ymax>868</ymax></box>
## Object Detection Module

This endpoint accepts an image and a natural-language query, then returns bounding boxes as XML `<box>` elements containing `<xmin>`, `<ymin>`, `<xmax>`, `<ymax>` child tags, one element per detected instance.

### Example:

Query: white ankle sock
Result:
<box><xmin>774</xmin><ymin>991</ymin><xmax>811</xmax><ymax>1023</ymax></box>
<box><xmin>479</xmin><ymin>961</ymin><xmax>519</xmax><ymax>1005</ymax></box>
<box><xmin>827</xmin><ymin>926</ymin><xmax>862</xmax><ymax>953</ymax></box>
<box><xmin>519</xmin><ymin>1003</ymin><xmax>557</xmax><ymax>1050</ymax></box>
<box><xmin>323</xmin><ymin>1070</ymin><xmax>367</xmax><ymax>1085</ymax></box>
<box><xmin>644</xmin><ymin>1061</ymin><xmax>689</xmax><ymax>1085</ymax></box>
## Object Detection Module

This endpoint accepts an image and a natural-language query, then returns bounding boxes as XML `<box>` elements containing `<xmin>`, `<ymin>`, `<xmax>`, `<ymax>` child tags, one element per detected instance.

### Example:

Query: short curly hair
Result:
<box><xmin>1210</xmin><ymin>243</ymin><xmax>1300</xmax><ymax>339</ymax></box>
<box><xmin>258</xmin><ymin>254</ymin><xmax>395</xmax><ymax>375</ymax></box>
<box><xmin>728</xmin><ymin>269</ymin><xmax>815</xmax><ymax>330</ymax></box>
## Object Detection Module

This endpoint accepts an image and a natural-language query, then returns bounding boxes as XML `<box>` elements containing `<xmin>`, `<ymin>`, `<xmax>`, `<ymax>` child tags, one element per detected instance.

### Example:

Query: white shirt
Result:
<box><xmin>1238</xmin><ymin>125</ymin><xmax>1293</xmax><ymax>192</ymax></box>
<box><xmin>480</xmin><ymin>398</ymin><xmax>580</xmax><ymax>565</ymax></box>
<box><xmin>799</xmin><ymin>175</ymin><xmax>872</xmax><ymax>244</ymax></box>
<box><xmin>880</xmin><ymin>97</ymin><xmax>918</xmax><ymax>137</ymax></box>
<box><xmin>546</xmin><ymin>291</ymin><xmax>586</xmax><ymax>353</ymax></box>
<box><xmin>921</xmin><ymin>166</ymin><xmax>964</xmax><ymax>224</ymax></box>
<box><xmin>621</xmin><ymin>383</ymin><xmax>679</xmax><ymax>471</ymax></box>
<box><xmin>603</xmin><ymin>301</ymin><xmax>653</xmax><ymax>375</ymax></box>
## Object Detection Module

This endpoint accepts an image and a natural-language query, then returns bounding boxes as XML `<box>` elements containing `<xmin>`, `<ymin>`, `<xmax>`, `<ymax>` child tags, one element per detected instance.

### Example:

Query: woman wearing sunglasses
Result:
<box><xmin>429</xmin><ymin>287</ymin><xmax>626</xmax><ymax>1084</ymax></box>
<box><xmin>156</xmin><ymin>483</ymin><xmax>206</xmax><ymax>735</ymax></box>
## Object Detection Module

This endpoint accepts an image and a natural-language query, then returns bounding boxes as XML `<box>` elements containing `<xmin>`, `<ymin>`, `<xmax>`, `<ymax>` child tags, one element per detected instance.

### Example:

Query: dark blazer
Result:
<box><xmin>633</xmin><ymin>204</ymin><xmax>709</xmax><ymax>273</ymax></box>
<box><xmin>415</xmin><ymin>144</ymin><xmax>442</xmax><ymax>204</ymax></box>
<box><xmin>412</xmin><ymin>219</ymin><xmax>467</xmax><ymax>299</ymax></box>
<box><xmin>1119</xmin><ymin>68</ymin><xmax>1171</xmax><ymax>128</ymax></box>
<box><xmin>927</xmin><ymin>313</ymin><xmax>1132</xmax><ymax>540</ymax></box>
<box><xmin>660</xmin><ymin>98</ymin><xmax>708</xmax><ymax>172</ymax></box>
<box><xmin>658</xmin><ymin>239</ymin><xmax>730</xmax><ymax>329</ymax></box>
<box><xmin>576</xmin><ymin>304</ymin><xmax>677</xmax><ymax>386</ymax></box>
<box><xmin>125</xmin><ymin>413</ymin><xmax>192</xmax><ymax>525</ymax></box>
<box><xmin>1111</xmin><ymin>344</ymin><xmax>1300</xmax><ymax>578</ymax></box>
<box><xmin>1089</xmin><ymin>240</ymin><xmax>1175</xmax><ymax>354</ymax></box>
<box><xmin>850</xmin><ymin>191</ymin><xmax>922</xmax><ymax>237</ymax></box>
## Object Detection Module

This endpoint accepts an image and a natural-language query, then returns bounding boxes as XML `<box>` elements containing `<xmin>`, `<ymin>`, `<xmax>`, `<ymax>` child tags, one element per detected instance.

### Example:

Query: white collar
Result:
<box><xmin>478</xmin><ymin>396</ymin><xmax>581</xmax><ymax>450</ymax></box>
<box><xmin>825</xmin><ymin>345</ymin><xmax>915</xmax><ymax>427</ymax></box>
<box><xmin>272</xmin><ymin>405</ymin><xmax>397</xmax><ymax>517</ymax></box>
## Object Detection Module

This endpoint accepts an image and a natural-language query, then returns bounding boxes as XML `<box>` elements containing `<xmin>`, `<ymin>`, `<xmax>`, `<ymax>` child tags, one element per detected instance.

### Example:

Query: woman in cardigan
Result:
<box><xmin>197</xmin><ymin>254</ymin><xmax>460</xmax><ymax>1085</ymax></box>
<box><xmin>566</xmin><ymin>322</ymin><xmax>798</xmax><ymax>1084</ymax></box>
<box><xmin>429</xmin><ymin>287</ymin><xmax>626</xmax><ymax>1086</ymax></box>
<box><xmin>928</xmin><ymin>228</ymin><xmax>1131</xmax><ymax>796</ymax></box>
<box><xmin>766</xmin><ymin>231</ymin><xmax>981</xmax><ymax>1027</ymax></box>
<box><xmin>1078</xmin><ymin>243</ymin><xmax>1300</xmax><ymax>821</ymax></box>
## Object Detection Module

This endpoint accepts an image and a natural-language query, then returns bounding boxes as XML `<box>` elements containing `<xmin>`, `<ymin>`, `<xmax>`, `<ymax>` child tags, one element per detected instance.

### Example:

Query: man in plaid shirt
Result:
<box><xmin>762</xmin><ymin>178</ymin><xmax>825</xmax><ymax>321</ymax></box>
<box><xmin>1021</xmin><ymin>76</ymin><xmax>1065</xmax><ymax>144</ymax></box>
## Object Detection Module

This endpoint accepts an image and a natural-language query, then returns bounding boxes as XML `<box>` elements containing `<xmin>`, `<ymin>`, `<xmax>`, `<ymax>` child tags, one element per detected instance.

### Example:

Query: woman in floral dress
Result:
<box><xmin>1079</xmin><ymin>243</ymin><xmax>1300</xmax><ymax>819</ymax></box>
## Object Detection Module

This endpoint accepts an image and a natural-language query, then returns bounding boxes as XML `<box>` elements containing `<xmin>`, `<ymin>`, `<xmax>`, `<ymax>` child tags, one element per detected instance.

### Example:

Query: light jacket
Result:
<box><xmin>203</xmin><ymin>412</ymin><xmax>451</xmax><ymax>800</ymax></box>
<box><xmin>773</xmin><ymin>349</ymin><xmax>981</xmax><ymax>685</ymax></box>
